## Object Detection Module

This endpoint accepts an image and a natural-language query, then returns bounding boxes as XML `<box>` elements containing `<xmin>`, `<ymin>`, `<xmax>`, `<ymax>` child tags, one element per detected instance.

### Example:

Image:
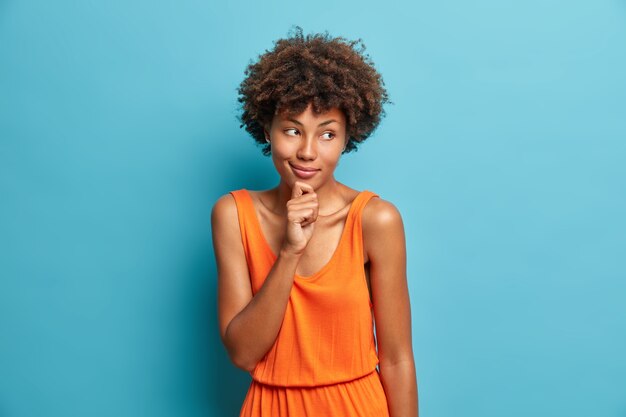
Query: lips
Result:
<box><xmin>289</xmin><ymin>163</ymin><xmax>319</xmax><ymax>172</ymax></box>
<box><xmin>289</xmin><ymin>163</ymin><xmax>320</xmax><ymax>179</ymax></box>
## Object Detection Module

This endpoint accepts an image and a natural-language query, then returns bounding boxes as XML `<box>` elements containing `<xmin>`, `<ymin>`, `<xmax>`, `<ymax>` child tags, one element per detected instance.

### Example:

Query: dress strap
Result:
<box><xmin>229</xmin><ymin>189</ymin><xmax>275</xmax><ymax>268</ymax></box>
<box><xmin>345</xmin><ymin>190</ymin><xmax>380</xmax><ymax>271</ymax></box>
<box><xmin>351</xmin><ymin>190</ymin><xmax>380</xmax><ymax>219</ymax></box>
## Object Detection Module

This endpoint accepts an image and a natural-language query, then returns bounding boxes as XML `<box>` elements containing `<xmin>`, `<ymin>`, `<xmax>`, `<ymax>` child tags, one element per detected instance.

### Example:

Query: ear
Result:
<box><xmin>263</xmin><ymin>125</ymin><xmax>270</xmax><ymax>140</ymax></box>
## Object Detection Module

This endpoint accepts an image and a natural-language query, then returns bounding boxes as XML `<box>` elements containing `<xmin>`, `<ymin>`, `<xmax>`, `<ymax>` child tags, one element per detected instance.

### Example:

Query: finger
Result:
<box><xmin>292</xmin><ymin>181</ymin><xmax>314</xmax><ymax>199</ymax></box>
<box><xmin>290</xmin><ymin>192</ymin><xmax>318</xmax><ymax>205</ymax></box>
<box><xmin>288</xmin><ymin>208</ymin><xmax>317</xmax><ymax>226</ymax></box>
<box><xmin>288</xmin><ymin>201</ymin><xmax>319</xmax><ymax>213</ymax></box>
<box><xmin>303</xmin><ymin>204</ymin><xmax>319</xmax><ymax>225</ymax></box>
<box><xmin>287</xmin><ymin>197</ymin><xmax>318</xmax><ymax>217</ymax></box>
<box><xmin>291</xmin><ymin>181</ymin><xmax>304</xmax><ymax>199</ymax></box>
<box><xmin>299</xmin><ymin>182</ymin><xmax>315</xmax><ymax>194</ymax></box>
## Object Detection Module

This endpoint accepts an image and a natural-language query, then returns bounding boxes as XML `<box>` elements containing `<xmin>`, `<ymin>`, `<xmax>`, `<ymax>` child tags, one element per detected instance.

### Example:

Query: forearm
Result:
<box><xmin>224</xmin><ymin>249</ymin><xmax>301</xmax><ymax>371</ymax></box>
<box><xmin>379</xmin><ymin>359</ymin><xmax>419</xmax><ymax>417</ymax></box>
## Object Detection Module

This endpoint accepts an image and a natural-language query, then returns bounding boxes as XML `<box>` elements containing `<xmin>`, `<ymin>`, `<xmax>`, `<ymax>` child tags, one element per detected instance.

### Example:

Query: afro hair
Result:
<box><xmin>236</xmin><ymin>26</ymin><xmax>392</xmax><ymax>156</ymax></box>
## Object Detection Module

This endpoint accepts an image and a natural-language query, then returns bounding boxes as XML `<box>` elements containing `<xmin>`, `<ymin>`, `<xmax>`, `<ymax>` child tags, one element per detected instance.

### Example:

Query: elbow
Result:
<box><xmin>229</xmin><ymin>351</ymin><xmax>257</xmax><ymax>373</ymax></box>
<box><xmin>224</xmin><ymin>342</ymin><xmax>258</xmax><ymax>373</ymax></box>
<box><xmin>222</xmin><ymin>323</ymin><xmax>259</xmax><ymax>372</ymax></box>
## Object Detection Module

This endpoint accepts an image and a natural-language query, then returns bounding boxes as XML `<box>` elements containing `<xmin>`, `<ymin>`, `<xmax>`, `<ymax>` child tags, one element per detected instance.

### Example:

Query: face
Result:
<box><xmin>264</xmin><ymin>102</ymin><xmax>348</xmax><ymax>190</ymax></box>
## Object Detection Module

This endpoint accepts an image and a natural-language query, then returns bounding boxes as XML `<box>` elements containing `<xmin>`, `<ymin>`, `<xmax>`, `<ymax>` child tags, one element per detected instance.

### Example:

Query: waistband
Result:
<box><xmin>250</xmin><ymin>368</ymin><xmax>380</xmax><ymax>389</ymax></box>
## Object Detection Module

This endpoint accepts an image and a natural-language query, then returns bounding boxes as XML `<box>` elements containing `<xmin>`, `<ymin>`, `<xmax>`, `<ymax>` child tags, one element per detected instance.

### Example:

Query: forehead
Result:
<box><xmin>275</xmin><ymin>104</ymin><xmax>345</xmax><ymax>124</ymax></box>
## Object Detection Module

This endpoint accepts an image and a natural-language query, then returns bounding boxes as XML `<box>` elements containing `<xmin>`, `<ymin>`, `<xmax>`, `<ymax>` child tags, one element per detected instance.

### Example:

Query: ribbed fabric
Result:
<box><xmin>229</xmin><ymin>189</ymin><xmax>389</xmax><ymax>416</ymax></box>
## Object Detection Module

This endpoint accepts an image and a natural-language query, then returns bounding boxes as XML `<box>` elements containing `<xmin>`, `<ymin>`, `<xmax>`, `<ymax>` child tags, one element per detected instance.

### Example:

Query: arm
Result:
<box><xmin>211</xmin><ymin>194</ymin><xmax>302</xmax><ymax>372</ymax></box>
<box><xmin>363</xmin><ymin>198</ymin><xmax>419</xmax><ymax>417</ymax></box>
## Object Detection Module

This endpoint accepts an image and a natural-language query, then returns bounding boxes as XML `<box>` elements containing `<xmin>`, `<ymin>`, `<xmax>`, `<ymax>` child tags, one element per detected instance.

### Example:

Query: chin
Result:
<box><xmin>284</xmin><ymin>175</ymin><xmax>318</xmax><ymax>189</ymax></box>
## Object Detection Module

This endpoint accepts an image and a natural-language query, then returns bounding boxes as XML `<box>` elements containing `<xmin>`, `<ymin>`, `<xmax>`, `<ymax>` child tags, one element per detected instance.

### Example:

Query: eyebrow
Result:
<box><xmin>286</xmin><ymin>118</ymin><xmax>338</xmax><ymax>127</ymax></box>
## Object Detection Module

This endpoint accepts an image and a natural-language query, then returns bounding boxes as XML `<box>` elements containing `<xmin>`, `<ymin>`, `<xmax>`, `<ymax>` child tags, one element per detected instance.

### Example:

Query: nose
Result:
<box><xmin>296</xmin><ymin>134</ymin><xmax>317</xmax><ymax>160</ymax></box>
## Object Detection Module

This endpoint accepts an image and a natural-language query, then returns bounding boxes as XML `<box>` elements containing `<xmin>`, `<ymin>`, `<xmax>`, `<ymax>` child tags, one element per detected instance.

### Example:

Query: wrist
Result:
<box><xmin>279</xmin><ymin>247</ymin><xmax>304</xmax><ymax>259</ymax></box>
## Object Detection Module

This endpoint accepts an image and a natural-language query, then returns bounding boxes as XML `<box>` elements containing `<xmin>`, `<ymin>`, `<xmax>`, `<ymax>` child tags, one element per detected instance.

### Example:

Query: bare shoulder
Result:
<box><xmin>362</xmin><ymin>195</ymin><xmax>406</xmax><ymax>263</ymax></box>
<box><xmin>211</xmin><ymin>192</ymin><xmax>237</xmax><ymax>225</ymax></box>
<box><xmin>362</xmin><ymin>195</ymin><xmax>404</xmax><ymax>231</ymax></box>
<box><xmin>211</xmin><ymin>192</ymin><xmax>244</xmax><ymax>245</ymax></box>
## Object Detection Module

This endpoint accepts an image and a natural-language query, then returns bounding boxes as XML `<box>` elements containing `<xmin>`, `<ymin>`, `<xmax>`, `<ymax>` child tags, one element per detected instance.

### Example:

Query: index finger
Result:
<box><xmin>291</xmin><ymin>181</ymin><xmax>315</xmax><ymax>199</ymax></box>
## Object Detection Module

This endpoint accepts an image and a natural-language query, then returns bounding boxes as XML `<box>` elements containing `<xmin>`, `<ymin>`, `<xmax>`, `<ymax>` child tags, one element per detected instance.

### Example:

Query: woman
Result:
<box><xmin>211</xmin><ymin>27</ymin><xmax>418</xmax><ymax>417</ymax></box>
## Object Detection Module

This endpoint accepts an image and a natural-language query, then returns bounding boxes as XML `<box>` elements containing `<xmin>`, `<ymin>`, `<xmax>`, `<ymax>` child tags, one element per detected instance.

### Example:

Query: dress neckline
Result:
<box><xmin>242</xmin><ymin>188</ymin><xmax>364</xmax><ymax>280</ymax></box>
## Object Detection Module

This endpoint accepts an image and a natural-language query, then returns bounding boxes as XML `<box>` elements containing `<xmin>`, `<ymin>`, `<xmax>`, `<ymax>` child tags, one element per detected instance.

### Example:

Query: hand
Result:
<box><xmin>281</xmin><ymin>181</ymin><xmax>318</xmax><ymax>255</ymax></box>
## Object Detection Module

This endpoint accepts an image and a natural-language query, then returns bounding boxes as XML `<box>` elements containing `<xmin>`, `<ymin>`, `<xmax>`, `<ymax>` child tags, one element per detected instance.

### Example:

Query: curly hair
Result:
<box><xmin>236</xmin><ymin>26</ymin><xmax>392</xmax><ymax>156</ymax></box>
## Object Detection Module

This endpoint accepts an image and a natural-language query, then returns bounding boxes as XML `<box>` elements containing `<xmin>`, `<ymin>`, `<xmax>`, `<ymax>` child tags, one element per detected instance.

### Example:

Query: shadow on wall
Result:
<box><xmin>143</xmin><ymin>115</ymin><xmax>279</xmax><ymax>415</ymax></box>
<box><xmin>173</xmin><ymin>208</ymin><xmax>252</xmax><ymax>417</ymax></box>
<box><xmin>202</xmin><ymin>143</ymin><xmax>276</xmax><ymax>415</ymax></box>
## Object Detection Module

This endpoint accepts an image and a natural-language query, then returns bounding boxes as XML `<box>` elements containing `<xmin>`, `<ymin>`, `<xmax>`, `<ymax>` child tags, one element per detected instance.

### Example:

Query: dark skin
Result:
<box><xmin>211</xmin><ymin>103</ymin><xmax>418</xmax><ymax>417</ymax></box>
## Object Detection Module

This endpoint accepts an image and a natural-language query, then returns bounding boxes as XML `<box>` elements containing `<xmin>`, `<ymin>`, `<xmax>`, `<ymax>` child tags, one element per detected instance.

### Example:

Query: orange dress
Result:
<box><xmin>229</xmin><ymin>189</ymin><xmax>390</xmax><ymax>417</ymax></box>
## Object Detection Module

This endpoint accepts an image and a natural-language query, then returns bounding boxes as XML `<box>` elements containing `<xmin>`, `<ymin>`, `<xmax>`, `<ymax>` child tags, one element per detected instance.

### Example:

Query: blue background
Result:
<box><xmin>1</xmin><ymin>1</ymin><xmax>625</xmax><ymax>416</ymax></box>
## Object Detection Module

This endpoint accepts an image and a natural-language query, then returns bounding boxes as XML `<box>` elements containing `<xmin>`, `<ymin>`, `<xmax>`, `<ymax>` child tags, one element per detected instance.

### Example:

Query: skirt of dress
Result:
<box><xmin>239</xmin><ymin>369</ymin><xmax>390</xmax><ymax>417</ymax></box>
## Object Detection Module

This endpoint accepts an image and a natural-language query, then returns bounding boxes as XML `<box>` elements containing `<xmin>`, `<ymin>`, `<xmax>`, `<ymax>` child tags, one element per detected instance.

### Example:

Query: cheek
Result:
<box><xmin>271</xmin><ymin>147</ymin><xmax>291</xmax><ymax>167</ymax></box>
<box><xmin>270</xmin><ymin>148</ymin><xmax>291</xmax><ymax>174</ymax></box>
<box><xmin>320</xmin><ymin>145</ymin><xmax>344</xmax><ymax>164</ymax></box>
<box><xmin>315</xmin><ymin>156</ymin><xmax>341</xmax><ymax>174</ymax></box>
<box><xmin>270</xmin><ymin>152</ymin><xmax>283</xmax><ymax>169</ymax></box>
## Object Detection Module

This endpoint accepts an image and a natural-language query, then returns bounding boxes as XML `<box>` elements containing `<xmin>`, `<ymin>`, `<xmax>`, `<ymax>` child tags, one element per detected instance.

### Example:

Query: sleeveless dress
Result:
<box><xmin>229</xmin><ymin>188</ymin><xmax>390</xmax><ymax>417</ymax></box>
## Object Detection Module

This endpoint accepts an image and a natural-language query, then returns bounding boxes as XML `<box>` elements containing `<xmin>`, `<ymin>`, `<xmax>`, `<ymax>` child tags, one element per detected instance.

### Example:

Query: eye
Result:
<box><xmin>321</xmin><ymin>132</ymin><xmax>335</xmax><ymax>140</ymax></box>
<box><xmin>284</xmin><ymin>128</ymin><xmax>299</xmax><ymax>137</ymax></box>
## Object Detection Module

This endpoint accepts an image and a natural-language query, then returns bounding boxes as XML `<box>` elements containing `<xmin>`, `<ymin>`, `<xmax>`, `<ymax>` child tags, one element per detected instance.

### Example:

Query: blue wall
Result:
<box><xmin>1</xmin><ymin>1</ymin><xmax>625</xmax><ymax>416</ymax></box>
